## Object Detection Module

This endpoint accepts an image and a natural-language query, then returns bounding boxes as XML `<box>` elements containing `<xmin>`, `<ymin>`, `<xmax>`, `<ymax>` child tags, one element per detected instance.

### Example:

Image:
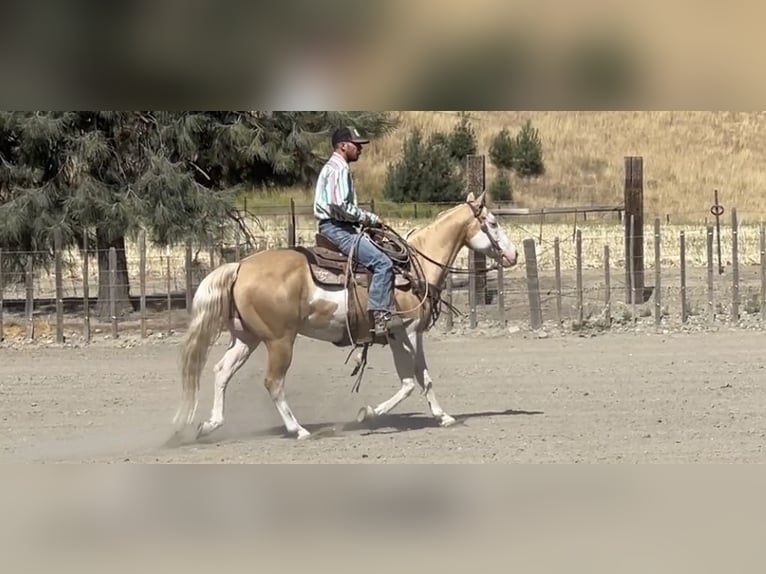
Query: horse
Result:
<box><xmin>173</xmin><ymin>190</ymin><xmax>518</xmax><ymax>440</ymax></box>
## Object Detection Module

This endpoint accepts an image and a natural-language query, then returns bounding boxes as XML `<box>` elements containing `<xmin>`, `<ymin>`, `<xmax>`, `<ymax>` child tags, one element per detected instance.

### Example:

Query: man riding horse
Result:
<box><xmin>313</xmin><ymin>126</ymin><xmax>403</xmax><ymax>338</ymax></box>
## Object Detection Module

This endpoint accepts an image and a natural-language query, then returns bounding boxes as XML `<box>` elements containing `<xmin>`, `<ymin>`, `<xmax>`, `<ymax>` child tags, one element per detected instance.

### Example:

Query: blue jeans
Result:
<box><xmin>318</xmin><ymin>220</ymin><xmax>394</xmax><ymax>312</ymax></box>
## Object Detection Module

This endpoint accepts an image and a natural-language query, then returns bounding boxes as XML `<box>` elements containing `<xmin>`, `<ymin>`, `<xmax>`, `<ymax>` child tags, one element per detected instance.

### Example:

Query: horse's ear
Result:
<box><xmin>477</xmin><ymin>191</ymin><xmax>486</xmax><ymax>206</ymax></box>
<box><xmin>466</xmin><ymin>191</ymin><xmax>476</xmax><ymax>202</ymax></box>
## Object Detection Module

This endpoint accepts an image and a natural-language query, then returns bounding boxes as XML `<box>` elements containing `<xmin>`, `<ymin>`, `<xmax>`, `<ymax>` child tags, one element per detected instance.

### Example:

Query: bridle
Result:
<box><xmin>467</xmin><ymin>199</ymin><xmax>506</xmax><ymax>261</ymax></box>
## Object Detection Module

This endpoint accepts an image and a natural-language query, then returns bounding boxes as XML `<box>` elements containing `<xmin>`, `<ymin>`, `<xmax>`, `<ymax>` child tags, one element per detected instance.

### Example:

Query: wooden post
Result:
<box><xmin>604</xmin><ymin>245</ymin><xmax>611</xmax><ymax>327</ymax></box>
<box><xmin>654</xmin><ymin>218</ymin><xmax>661</xmax><ymax>327</ymax></box>
<box><xmin>0</xmin><ymin>248</ymin><xmax>4</xmax><ymax>342</ymax></box>
<box><xmin>466</xmin><ymin>155</ymin><xmax>487</xmax><ymax>304</ymax></box>
<box><xmin>624</xmin><ymin>156</ymin><xmax>645</xmax><ymax>303</ymax></box>
<box><xmin>139</xmin><ymin>231</ymin><xmax>147</xmax><ymax>338</ymax></box>
<box><xmin>680</xmin><ymin>231</ymin><xmax>687</xmax><ymax>323</ymax></box>
<box><xmin>82</xmin><ymin>232</ymin><xmax>90</xmax><ymax>342</ymax></box>
<box><xmin>496</xmin><ymin>263</ymin><xmax>505</xmax><ymax>326</ymax></box>
<box><xmin>554</xmin><ymin>237</ymin><xmax>562</xmax><ymax>325</ymax></box>
<box><xmin>166</xmin><ymin>245</ymin><xmax>172</xmax><ymax>334</ymax></box>
<box><xmin>445</xmin><ymin>272</ymin><xmax>453</xmax><ymax>330</ymax></box>
<box><xmin>707</xmin><ymin>225</ymin><xmax>714</xmax><ymax>324</ymax></box>
<box><xmin>576</xmin><ymin>230</ymin><xmax>584</xmax><ymax>325</ymax></box>
<box><xmin>760</xmin><ymin>224</ymin><xmax>766</xmax><ymax>325</ymax></box>
<box><xmin>54</xmin><ymin>229</ymin><xmax>64</xmax><ymax>343</ymax></box>
<box><xmin>731</xmin><ymin>207</ymin><xmax>739</xmax><ymax>324</ymax></box>
<box><xmin>629</xmin><ymin>215</ymin><xmax>637</xmax><ymax>319</ymax></box>
<box><xmin>287</xmin><ymin>197</ymin><xmax>296</xmax><ymax>247</ymax></box>
<box><xmin>109</xmin><ymin>247</ymin><xmax>118</xmax><ymax>338</ymax></box>
<box><xmin>185</xmin><ymin>238</ymin><xmax>193</xmax><ymax>314</ymax></box>
<box><xmin>523</xmin><ymin>238</ymin><xmax>542</xmax><ymax>330</ymax></box>
<box><xmin>25</xmin><ymin>257</ymin><xmax>34</xmax><ymax>340</ymax></box>
<box><xmin>468</xmin><ymin>251</ymin><xmax>477</xmax><ymax>328</ymax></box>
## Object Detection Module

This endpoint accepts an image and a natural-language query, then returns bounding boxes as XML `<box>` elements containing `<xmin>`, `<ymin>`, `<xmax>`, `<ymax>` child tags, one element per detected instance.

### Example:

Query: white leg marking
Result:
<box><xmin>359</xmin><ymin>333</ymin><xmax>418</xmax><ymax>420</ymax></box>
<box><xmin>414</xmin><ymin>332</ymin><xmax>455</xmax><ymax>426</ymax></box>
<box><xmin>273</xmin><ymin>388</ymin><xmax>310</xmax><ymax>439</ymax></box>
<box><xmin>198</xmin><ymin>334</ymin><xmax>257</xmax><ymax>437</ymax></box>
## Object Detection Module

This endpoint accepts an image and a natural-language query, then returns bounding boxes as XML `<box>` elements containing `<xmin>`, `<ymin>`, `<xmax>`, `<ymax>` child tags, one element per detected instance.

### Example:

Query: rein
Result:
<box><xmin>340</xmin><ymin>204</ymin><xmax>501</xmax><ymax>392</ymax></box>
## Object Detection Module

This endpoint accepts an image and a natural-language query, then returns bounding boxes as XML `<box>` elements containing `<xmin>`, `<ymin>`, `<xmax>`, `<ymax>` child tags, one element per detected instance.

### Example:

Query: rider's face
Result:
<box><xmin>342</xmin><ymin>141</ymin><xmax>363</xmax><ymax>162</ymax></box>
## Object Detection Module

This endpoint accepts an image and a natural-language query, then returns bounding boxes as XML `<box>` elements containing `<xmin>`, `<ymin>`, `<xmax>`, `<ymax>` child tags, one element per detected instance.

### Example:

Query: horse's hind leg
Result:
<box><xmin>263</xmin><ymin>335</ymin><xmax>310</xmax><ymax>439</ymax></box>
<box><xmin>198</xmin><ymin>326</ymin><xmax>259</xmax><ymax>438</ymax></box>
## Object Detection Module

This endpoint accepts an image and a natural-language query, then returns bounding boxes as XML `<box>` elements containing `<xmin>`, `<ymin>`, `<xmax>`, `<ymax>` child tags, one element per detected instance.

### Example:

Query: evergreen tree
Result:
<box><xmin>489</xmin><ymin>127</ymin><xmax>515</xmax><ymax>171</ymax></box>
<box><xmin>383</xmin><ymin>127</ymin><xmax>463</xmax><ymax>203</ymax></box>
<box><xmin>0</xmin><ymin>111</ymin><xmax>397</xmax><ymax>317</ymax></box>
<box><xmin>447</xmin><ymin>112</ymin><xmax>477</xmax><ymax>162</ymax></box>
<box><xmin>512</xmin><ymin>119</ymin><xmax>545</xmax><ymax>178</ymax></box>
<box><xmin>488</xmin><ymin>170</ymin><xmax>512</xmax><ymax>202</ymax></box>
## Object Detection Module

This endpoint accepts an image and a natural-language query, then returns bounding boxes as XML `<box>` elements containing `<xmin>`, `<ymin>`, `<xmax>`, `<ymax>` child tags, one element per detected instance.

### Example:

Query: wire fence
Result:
<box><xmin>1</xmin><ymin>204</ymin><xmax>765</xmax><ymax>344</ymax></box>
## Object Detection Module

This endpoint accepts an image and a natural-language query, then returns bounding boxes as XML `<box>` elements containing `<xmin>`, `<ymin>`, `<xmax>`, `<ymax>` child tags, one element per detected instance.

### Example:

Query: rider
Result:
<box><xmin>313</xmin><ymin>126</ymin><xmax>402</xmax><ymax>337</ymax></box>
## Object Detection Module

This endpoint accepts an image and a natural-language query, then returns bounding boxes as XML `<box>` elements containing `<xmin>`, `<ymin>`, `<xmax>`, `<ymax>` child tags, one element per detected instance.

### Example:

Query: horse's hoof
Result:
<box><xmin>440</xmin><ymin>415</ymin><xmax>457</xmax><ymax>427</ymax></box>
<box><xmin>297</xmin><ymin>428</ymin><xmax>311</xmax><ymax>440</ymax></box>
<box><xmin>357</xmin><ymin>406</ymin><xmax>375</xmax><ymax>423</ymax></box>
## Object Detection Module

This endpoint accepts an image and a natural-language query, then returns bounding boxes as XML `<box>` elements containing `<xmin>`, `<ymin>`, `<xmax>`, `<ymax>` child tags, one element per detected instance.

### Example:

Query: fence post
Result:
<box><xmin>139</xmin><ymin>231</ymin><xmax>147</xmax><ymax>338</ymax></box>
<box><xmin>731</xmin><ymin>207</ymin><xmax>739</xmax><ymax>324</ymax></box>
<box><xmin>760</xmin><ymin>224</ymin><xmax>765</xmax><ymax>326</ymax></box>
<box><xmin>54</xmin><ymin>229</ymin><xmax>64</xmax><ymax>343</ymax></box>
<box><xmin>0</xmin><ymin>248</ymin><xmax>4</xmax><ymax>342</ymax></box>
<box><xmin>466</xmin><ymin>155</ymin><xmax>487</xmax><ymax>304</ymax></box>
<box><xmin>654</xmin><ymin>218</ymin><xmax>661</xmax><ymax>327</ymax></box>
<box><xmin>166</xmin><ymin>245</ymin><xmax>173</xmax><ymax>334</ymax></box>
<box><xmin>624</xmin><ymin>156</ymin><xmax>645</xmax><ymax>303</ymax></box>
<box><xmin>25</xmin><ymin>257</ymin><xmax>34</xmax><ymax>340</ymax></box>
<box><xmin>523</xmin><ymin>238</ymin><xmax>542</xmax><ymax>330</ymax></box>
<box><xmin>287</xmin><ymin>197</ymin><xmax>297</xmax><ymax>247</ymax></box>
<box><xmin>706</xmin><ymin>225</ymin><xmax>714</xmax><ymax>324</ymax></box>
<box><xmin>496</xmin><ymin>262</ymin><xmax>505</xmax><ymax>326</ymax></box>
<box><xmin>554</xmin><ymin>237</ymin><xmax>562</xmax><ymax>325</ymax></box>
<box><xmin>680</xmin><ymin>231</ymin><xmax>687</xmax><ymax>323</ymax></box>
<box><xmin>109</xmin><ymin>247</ymin><xmax>118</xmax><ymax>338</ymax></box>
<box><xmin>604</xmin><ymin>244</ymin><xmax>611</xmax><ymax>327</ymax></box>
<box><xmin>445</xmin><ymin>272</ymin><xmax>453</xmax><ymax>330</ymax></box>
<box><xmin>185</xmin><ymin>238</ymin><xmax>193</xmax><ymax>314</ymax></box>
<box><xmin>575</xmin><ymin>230</ymin><xmax>584</xmax><ymax>325</ymax></box>
<box><xmin>82</xmin><ymin>232</ymin><xmax>91</xmax><ymax>342</ymax></box>
<box><xmin>468</xmin><ymin>251</ymin><xmax>477</xmax><ymax>328</ymax></box>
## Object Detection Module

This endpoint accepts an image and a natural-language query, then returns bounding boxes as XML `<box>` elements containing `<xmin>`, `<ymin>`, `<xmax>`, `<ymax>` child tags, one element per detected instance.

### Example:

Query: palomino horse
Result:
<box><xmin>173</xmin><ymin>190</ymin><xmax>518</xmax><ymax>440</ymax></box>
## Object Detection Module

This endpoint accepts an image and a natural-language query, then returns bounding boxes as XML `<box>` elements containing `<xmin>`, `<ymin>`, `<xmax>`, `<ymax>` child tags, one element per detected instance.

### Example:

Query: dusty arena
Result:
<box><xmin>2</xmin><ymin>319</ymin><xmax>766</xmax><ymax>463</ymax></box>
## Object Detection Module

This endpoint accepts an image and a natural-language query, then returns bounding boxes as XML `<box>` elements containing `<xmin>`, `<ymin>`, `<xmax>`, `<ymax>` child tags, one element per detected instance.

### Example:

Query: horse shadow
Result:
<box><xmin>178</xmin><ymin>407</ymin><xmax>544</xmax><ymax>446</ymax></box>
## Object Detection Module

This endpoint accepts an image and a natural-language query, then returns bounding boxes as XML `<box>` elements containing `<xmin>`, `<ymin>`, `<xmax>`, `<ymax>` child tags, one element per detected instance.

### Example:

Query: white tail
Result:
<box><xmin>174</xmin><ymin>262</ymin><xmax>240</xmax><ymax>429</ymax></box>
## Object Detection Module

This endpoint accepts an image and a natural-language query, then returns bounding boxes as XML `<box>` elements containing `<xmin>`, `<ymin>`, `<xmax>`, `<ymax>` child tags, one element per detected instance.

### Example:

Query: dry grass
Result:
<box><xmin>351</xmin><ymin>111</ymin><xmax>766</xmax><ymax>223</ymax></box>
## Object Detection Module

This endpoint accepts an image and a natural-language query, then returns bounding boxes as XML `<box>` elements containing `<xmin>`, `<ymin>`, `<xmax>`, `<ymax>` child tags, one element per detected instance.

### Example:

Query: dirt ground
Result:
<box><xmin>2</xmin><ymin>322</ymin><xmax>766</xmax><ymax>463</ymax></box>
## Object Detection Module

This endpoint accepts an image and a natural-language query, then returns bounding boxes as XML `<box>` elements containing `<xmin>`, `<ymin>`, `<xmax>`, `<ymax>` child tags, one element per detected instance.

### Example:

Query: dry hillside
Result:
<box><xmin>348</xmin><ymin>111</ymin><xmax>766</xmax><ymax>223</ymax></box>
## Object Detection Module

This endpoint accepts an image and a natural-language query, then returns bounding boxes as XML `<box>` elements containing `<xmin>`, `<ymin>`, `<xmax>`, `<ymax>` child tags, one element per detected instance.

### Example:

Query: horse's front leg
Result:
<box><xmin>414</xmin><ymin>332</ymin><xmax>455</xmax><ymax>427</ymax></box>
<box><xmin>356</xmin><ymin>332</ymin><xmax>418</xmax><ymax>423</ymax></box>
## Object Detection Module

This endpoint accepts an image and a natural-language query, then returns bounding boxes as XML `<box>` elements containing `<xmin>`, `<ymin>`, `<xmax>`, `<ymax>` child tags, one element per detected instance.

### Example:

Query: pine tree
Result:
<box><xmin>447</xmin><ymin>112</ymin><xmax>477</xmax><ymax>162</ymax></box>
<box><xmin>489</xmin><ymin>128</ymin><xmax>515</xmax><ymax>171</ymax></box>
<box><xmin>383</xmin><ymin>127</ymin><xmax>463</xmax><ymax>203</ymax></box>
<box><xmin>0</xmin><ymin>111</ymin><xmax>397</xmax><ymax>317</ymax></box>
<box><xmin>512</xmin><ymin>119</ymin><xmax>545</xmax><ymax>178</ymax></box>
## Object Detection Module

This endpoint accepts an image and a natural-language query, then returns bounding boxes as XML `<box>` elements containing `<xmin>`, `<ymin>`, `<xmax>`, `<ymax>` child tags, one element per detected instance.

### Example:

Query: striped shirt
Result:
<box><xmin>313</xmin><ymin>152</ymin><xmax>378</xmax><ymax>225</ymax></box>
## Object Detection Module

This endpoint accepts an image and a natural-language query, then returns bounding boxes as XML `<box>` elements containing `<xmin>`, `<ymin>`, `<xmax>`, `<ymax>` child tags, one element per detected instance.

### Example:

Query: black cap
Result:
<box><xmin>332</xmin><ymin>126</ymin><xmax>370</xmax><ymax>147</ymax></box>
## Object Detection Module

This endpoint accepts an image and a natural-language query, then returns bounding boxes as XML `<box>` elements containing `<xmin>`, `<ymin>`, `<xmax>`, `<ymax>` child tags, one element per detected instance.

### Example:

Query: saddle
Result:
<box><xmin>293</xmin><ymin>233</ymin><xmax>411</xmax><ymax>289</ymax></box>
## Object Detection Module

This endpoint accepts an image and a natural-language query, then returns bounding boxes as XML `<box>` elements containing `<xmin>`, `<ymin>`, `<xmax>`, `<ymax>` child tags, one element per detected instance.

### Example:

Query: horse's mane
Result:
<box><xmin>406</xmin><ymin>203</ymin><xmax>466</xmax><ymax>244</ymax></box>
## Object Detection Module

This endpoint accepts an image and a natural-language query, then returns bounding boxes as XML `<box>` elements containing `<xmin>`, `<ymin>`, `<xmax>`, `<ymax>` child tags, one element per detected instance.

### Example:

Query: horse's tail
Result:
<box><xmin>173</xmin><ymin>262</ymin><xmax>240</xmax><ymax>429</ymax></box>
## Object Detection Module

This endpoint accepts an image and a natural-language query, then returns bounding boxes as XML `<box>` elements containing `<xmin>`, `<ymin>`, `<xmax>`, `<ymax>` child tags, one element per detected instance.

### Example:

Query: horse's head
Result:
<box><xmin>464</xmin><ymin>191</ymin><xmax>518</xmax><ymax>268</ymax></box>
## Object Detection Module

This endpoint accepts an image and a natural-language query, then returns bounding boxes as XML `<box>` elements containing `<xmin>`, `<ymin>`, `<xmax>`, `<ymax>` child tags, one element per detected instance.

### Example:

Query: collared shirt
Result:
<box><xmin>313</xmin><ymin>152</ymin><xmax>378</xmax><ymax>225</ymax></box>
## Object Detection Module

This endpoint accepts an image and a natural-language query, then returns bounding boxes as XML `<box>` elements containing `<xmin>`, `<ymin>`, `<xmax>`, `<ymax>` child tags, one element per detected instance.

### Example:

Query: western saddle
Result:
<box><xmin>293</xmin><ymin>233</ymin><xmax>411</xmax><ymax>290</ymax></box>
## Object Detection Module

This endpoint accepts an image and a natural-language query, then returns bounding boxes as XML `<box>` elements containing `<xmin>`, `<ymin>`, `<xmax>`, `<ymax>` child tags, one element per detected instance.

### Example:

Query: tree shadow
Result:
<box><xmin>182</xmin><ymin>407</ymin><xmax>543</xmax><ymax>445</ymax></box>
